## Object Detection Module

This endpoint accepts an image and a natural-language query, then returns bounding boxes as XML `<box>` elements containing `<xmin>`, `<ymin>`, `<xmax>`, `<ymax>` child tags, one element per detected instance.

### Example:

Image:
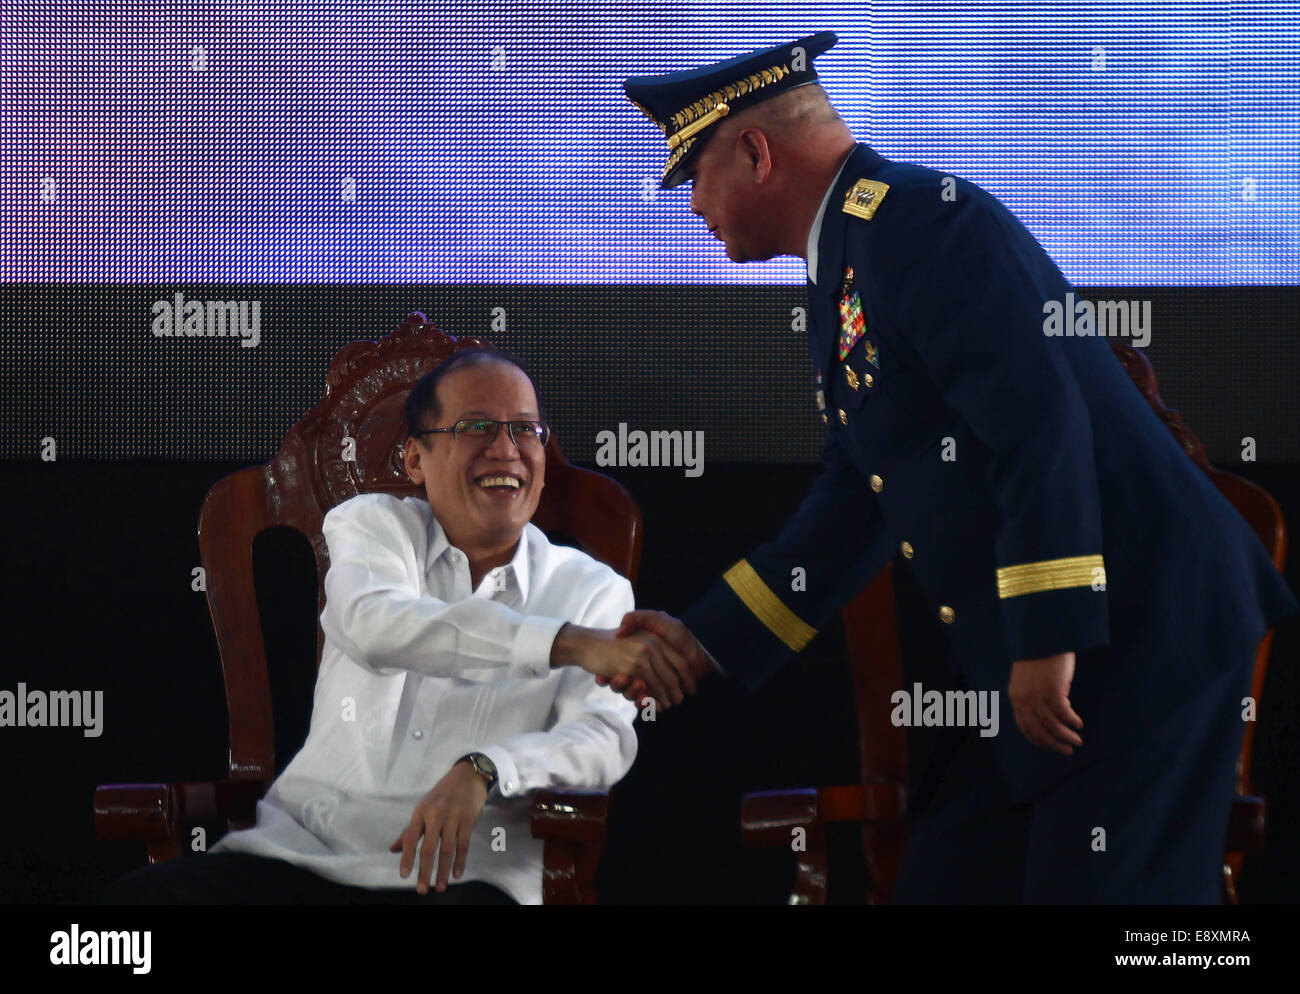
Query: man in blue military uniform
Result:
<box><xmin>601</xmin><ymin>31</ymin><xmax>1298</xmax><ymax>902</ymax></box>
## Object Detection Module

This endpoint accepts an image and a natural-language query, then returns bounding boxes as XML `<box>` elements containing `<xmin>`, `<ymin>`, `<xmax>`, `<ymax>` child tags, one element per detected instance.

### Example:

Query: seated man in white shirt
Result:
<box><xmin>102</xmin><ymin>348</ymin><xmax>696</xmax><ymax>905</ymax></box>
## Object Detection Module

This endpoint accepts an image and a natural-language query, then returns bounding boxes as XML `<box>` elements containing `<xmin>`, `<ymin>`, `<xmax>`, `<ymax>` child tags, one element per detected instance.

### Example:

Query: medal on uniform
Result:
<box><xmin>838</xmin><ymin>266</ymin><xmax>866</xmax><ymax>360</ymax></box>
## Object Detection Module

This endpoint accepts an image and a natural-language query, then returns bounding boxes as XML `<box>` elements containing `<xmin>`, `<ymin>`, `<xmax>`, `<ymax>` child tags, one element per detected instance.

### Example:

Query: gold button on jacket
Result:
<box><xmin>901</xmin><ymin>540</ymin><xmax>914</xmax><ymax>558</ymax></box>
<box><xmin>939</xmin><ymin>605</ymin><xmax>955</xmax><ymax>624</ymax></box>
<box><xmin>870</xmin><ymin>474</ymin><xmax>883</xmax><ymax>493</ymax></box>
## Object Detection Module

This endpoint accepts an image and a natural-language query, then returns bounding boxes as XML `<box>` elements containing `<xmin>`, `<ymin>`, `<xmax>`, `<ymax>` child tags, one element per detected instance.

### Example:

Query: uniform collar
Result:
<box><xmin>806</xmin><ymin>148</ymin><xmax>856</xmax><ymax>284</ymax></box>
<box><xmin>805</xmin><ymin>143</ymin><xmax>888</xmax><ymax>375</ymax></box>
<box><xmin>421</xmin><ymin>500</ymin><xmax>532</xmax><ymax>600</ymax></box>
<box><xmin>812</xmin><ymin>142</ymin><xmax>887</xmax><ymax>292</ymax></box>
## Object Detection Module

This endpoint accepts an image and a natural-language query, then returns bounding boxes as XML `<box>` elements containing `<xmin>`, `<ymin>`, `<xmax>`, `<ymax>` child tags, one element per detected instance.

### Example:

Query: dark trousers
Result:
<box><xmin>100</xmin><ymin>851</ymin><xmax>518</xmax><ymax>905</ymax></box>
<box><xmin>893</xmin><ymin>654</ymin><xmax>1253</xmax><ymax>904</ymax></box>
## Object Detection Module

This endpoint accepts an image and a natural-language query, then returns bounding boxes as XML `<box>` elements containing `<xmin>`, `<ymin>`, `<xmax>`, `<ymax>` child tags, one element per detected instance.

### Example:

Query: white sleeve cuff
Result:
<box><xmin>509</xmin><ymin>614</ymin><xmax>567</xmax><ymax>679</ymax></box>
<box><xmin>476</xmin><ymin>744</ymin><xmax>522</xmax><ymax>798</ymax></box>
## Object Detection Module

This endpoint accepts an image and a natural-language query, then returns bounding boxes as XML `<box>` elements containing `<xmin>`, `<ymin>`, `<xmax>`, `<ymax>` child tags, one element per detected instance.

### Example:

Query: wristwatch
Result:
<box><xmin>457</xmin><ymin>752</ymin><xmax>498</xmax><ymax>791</ymax></box>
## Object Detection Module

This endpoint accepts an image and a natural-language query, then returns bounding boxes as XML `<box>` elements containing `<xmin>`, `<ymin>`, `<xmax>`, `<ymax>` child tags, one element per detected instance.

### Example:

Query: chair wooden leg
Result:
<box><xmin>1221</xmin><ymin>863</ymin><xmax>1238</xmax><ymax>905</ymax></box>
<box><xmin>789</xmin><ymin>832</ymin><xmax>829</xmax><ymax>905</ymax></box>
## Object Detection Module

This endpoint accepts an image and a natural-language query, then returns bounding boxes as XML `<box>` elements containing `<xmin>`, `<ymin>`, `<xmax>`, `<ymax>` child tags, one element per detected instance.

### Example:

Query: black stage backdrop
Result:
<box><xmin>3</xmin><ymin>285</ymin><xmax>1299</xmax><ymax>464</ymax></box>
<box><xmin>1</xmin><ymin>284</ymin><xmax>1297</xmax><ymax>904</ymax></box>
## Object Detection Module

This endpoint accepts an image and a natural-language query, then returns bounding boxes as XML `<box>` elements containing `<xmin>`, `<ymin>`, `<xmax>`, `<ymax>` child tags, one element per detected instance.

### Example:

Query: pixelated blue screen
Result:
<box><xmin>5</xmin><ymin>1</ymin><xmax>1297</xmax><ymax>285</ymax></box>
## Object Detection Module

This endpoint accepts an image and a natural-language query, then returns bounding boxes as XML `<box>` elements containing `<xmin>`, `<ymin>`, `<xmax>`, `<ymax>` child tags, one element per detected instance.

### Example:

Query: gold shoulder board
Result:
<box><xmin>842</xmin><ymin>179</ymin><xmax>890</xmax><ymax>221</ymax></box>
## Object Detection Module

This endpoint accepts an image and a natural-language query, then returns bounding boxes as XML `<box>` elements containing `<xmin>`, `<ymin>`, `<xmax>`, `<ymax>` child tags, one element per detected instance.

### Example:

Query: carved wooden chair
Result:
<box><xmin>95</xmin><ymin>312</ymin><xmax>643</xmax><ymax>904</ymax></box>
<box><xmin>740</xmin><ymin>341</ymin><xmax>1288</xmax><ymax>905</ymax></box>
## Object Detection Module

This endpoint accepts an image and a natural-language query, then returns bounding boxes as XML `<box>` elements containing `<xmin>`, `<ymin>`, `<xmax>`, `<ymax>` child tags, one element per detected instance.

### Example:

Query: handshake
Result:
<box><xmin>550</xmin><ymin>610</ymin><xmax>714</xmax><ymax>711</ymax></box>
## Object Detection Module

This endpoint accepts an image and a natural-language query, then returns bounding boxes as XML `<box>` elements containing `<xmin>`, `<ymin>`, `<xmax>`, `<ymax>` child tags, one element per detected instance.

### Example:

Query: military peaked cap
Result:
<box><xmin>623</xmin><ymin>31</ymin><xmax>839</xmax><ymax>189</ymax></box>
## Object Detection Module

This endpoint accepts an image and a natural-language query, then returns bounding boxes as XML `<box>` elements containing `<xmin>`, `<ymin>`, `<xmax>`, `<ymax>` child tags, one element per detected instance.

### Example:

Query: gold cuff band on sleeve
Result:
<box><xmin>722</xmin><ymin>559</ymin><xmax>817</xmax><ymax>652</ymax></box>
<box><xmin>996</xmin><ymin>554</ymin><xmax>1106</xmax><ymax>599</ymax></box>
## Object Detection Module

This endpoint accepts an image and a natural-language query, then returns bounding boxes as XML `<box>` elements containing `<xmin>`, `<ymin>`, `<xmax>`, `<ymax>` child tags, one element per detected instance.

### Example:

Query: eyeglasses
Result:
<box><xmin>412</xmin><ymin>418</ymin><xmax>550</xmax><ymax>448</ymax></box>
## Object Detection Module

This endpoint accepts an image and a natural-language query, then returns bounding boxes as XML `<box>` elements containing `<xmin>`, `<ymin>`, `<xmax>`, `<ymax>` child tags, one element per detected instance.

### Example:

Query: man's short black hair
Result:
<box><xmin>404</xmin><ymin>347</ymin><xmax>545</xmax><ymax>442</ymax></box>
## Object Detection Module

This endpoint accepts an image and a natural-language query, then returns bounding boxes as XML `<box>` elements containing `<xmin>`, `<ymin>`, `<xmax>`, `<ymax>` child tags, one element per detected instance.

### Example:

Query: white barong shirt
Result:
<box><xmin>212</xmin><ymin>492</ymin><xmax>638</xmax><ymax>904</ymax></box>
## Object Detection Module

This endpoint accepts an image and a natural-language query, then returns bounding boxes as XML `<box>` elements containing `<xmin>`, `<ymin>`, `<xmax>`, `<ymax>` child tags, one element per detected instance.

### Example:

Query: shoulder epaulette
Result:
<box><xmin>842</xmin><ymin>179</ymin><xmax>889</xmax><ymax>221</ymax></box>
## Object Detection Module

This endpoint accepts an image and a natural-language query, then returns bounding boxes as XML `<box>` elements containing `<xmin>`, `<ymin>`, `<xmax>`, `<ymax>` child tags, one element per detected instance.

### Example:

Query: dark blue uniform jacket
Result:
<box><xmin>684</xmin><ymin>143</ymin><xmax>1297</xmax><ymax>801</ymax></box>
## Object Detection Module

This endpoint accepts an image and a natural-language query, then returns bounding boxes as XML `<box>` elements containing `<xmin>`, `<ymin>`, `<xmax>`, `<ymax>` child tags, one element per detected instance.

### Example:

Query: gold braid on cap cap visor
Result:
<box><xmin>662</xmin><ymin>137</ymin><xmax>699</xmax><ymax>182</ymax></box>
<box><xmin>660</xmin><ymin>62</ymin><xmax>792</xmax><ymax>181</ymax></box>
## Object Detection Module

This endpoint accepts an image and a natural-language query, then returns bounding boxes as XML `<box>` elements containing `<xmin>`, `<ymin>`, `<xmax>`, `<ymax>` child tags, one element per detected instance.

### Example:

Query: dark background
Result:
<box><xmin>3</xmin><ymin>284</ymin><xmax>1299</xmax><ymax>464</ymax></box>
<box><xmin>1</xmin><ymin>285</ymin><xmax>1297</xmax><ymax>903</ymax></box>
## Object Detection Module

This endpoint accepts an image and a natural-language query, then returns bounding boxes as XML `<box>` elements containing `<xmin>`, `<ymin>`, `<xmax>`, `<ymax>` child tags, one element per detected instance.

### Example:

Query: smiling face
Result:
<box><xmin>403</xmin><ymin>360</ymin><xmax>546</xmax><ymax>557</ymax></box>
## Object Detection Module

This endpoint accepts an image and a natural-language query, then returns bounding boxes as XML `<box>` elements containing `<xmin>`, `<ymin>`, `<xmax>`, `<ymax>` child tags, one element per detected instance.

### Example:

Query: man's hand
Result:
<box><xmin>389</xmin><ymin>761</ymin><xmax>488</xmax><ymax>894</ymax></box>
<box><xmin>594</xmin><ymin>610</ymin><xmax>715</xmax><ymax>706</ymax></box>
<box><xmin>551</xmin><ymin>622</ymin><xmax>696</xmax><ymax>709</ymax></box>
<box><xmin>1007</xmin><ymin>651</ymin><xmax>1083</xmax><ymax>755</ymax></box>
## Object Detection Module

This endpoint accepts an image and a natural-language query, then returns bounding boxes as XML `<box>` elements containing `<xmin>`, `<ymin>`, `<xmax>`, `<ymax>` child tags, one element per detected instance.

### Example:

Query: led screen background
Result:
<box><xmin>5</xmin><ymin>0</ymin><xmax>1298</xmax><ymax>285</ymax></box>
<box><xmin>2</xmin><ymin>1</ymin><xmax>1297</xmax><ymax>464</ymax></box>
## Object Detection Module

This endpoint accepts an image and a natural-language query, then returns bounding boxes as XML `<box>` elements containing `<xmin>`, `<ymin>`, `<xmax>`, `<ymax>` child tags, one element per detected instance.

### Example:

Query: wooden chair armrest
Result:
<box><xmin>530</xmin><ymin>789</ymin><xmax>611</xmax><ymax>905</ymax></box>
<box><xmin>740</xmin><ymin>783</ymin><xmax>907</xmax><ymax>848</ymax></box>
<box><xmin>740</xmin><ymin>788</ymin><xmax>821</xmax><ymax>848</ymax></box>
<box><xmin>740</xmin><ymin>783</ymin><xmax>908</xmax><ymax>906</ymax></box>
<box><xmin>94</xmin><ymin>779</ymin><xmax>272</xmax><ymax>861</ymax></box>
<box><xmin>1226</xmin><ymin>794</ymin><xmax>1266</xmax><ymax>853</ymax></box>
<box><xmin>529</xmin><ymin>788</ymin><xmax>611</xmax><ymax>842</ymax></box>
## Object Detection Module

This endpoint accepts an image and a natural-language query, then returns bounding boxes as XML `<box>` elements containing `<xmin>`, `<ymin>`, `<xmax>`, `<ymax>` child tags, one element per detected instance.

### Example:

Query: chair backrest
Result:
<box><xmin>842</xmin><ymin>340</ymin><xmax>1288</xmax><ymax>902</ymax></box>
<box><xmin>196</xmin><ymin>313</ymin><xmax>643</xmax><ymax>781</ymax></box>
<box><xmin>1108</xmin><ymin>343</ymin><xmax>1287</xmax><ymax>803</ymax></box>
